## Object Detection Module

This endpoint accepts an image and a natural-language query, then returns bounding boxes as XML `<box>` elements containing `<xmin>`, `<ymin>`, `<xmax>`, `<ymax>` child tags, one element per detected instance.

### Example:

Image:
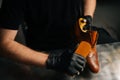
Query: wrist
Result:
<box><xmin>42</xmin><ymin>53</ymin><xmax>49</xmax><ymax>67</ymax></box>
<box><xmin>35</xmin><ymin>51</ymin><xmax>49</xmax><ymax>67</ymax></box>
<box><xmin>84</xmin><ymin>14</ymin><xmax>93</xmax><ymax>18</ymax></box>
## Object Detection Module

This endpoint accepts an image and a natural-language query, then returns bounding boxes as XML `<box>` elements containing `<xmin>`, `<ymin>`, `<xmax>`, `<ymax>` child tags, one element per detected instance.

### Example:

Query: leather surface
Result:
<box><xmin>87</xmin><ymin>45</ymin><xmax>99</xmax><ymax>73</ymax></box>
<box><xmin>74</xmin><ymin>18</ymin><xmax>99</xmax><ymax>73</ymax></box>
<box><xmin>87</xmin><ymin>31</ymin><xmax>99</xmax><ymax>73</ymax></box>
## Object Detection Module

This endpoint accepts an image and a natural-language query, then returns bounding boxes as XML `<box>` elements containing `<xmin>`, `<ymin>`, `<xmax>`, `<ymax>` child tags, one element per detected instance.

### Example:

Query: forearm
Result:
<box><xmin>0</xmin><ymin>40</ymin><xmax>48</xmax><ymax>67</ymax></box>
<box><xmin>83</xmin><ymin>0</ymin><xmax>96</xmax><ymax>17</ymax></box>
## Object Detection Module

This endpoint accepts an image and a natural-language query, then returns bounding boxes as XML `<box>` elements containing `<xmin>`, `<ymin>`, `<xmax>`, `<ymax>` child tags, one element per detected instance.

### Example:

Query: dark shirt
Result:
<box><xmin>0</xmin><ymin>0</ymin><xmax>83</xmax><ymax>50</ymax></box>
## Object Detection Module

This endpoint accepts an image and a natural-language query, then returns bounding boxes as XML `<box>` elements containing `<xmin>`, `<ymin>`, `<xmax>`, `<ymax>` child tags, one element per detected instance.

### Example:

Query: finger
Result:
<box><xmin>73</xmin><ymin>61</ymin><xmax>85</xmax><ymax>72</ymax></box>
<box><xmin>76</xmin><ymin>59</ymin><xmax>86</xmax><ymax>68</ymax></box>
<box><xmin>67</xmin><ymin>66</ymin><xmax>80</xmax><ymax>76</ymax></box>
<box><xmin>73</xmin><ymin>54</ymin><xmax>86</xmax><ymax>67</ymax></box>
<box><xmin>75</xmin><ymin>54</ymin><xmax>86</xmax><ymax>62</ymax></box>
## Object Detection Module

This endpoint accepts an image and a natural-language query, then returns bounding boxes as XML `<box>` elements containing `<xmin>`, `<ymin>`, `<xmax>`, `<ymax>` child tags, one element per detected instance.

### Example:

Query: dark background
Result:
<box><xmin>93</xmin><ymin>0</ymin><xmax>120</xmax><ymax>41</ymax></box>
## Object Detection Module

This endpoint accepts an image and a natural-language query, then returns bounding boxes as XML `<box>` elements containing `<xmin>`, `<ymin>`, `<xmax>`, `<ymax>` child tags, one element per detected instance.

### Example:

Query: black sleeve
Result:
<box><xmin>0</xmin><ymin>0</ymin><xmax>24</xmax><ymax>30</ymax></box>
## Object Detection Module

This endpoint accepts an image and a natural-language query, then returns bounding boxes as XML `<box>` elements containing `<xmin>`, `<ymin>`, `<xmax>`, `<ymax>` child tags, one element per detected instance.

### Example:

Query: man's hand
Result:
<box><xmin>80</xmin><ymin>15</ymin><xmax>92</xmax><ymax>31</ymax></box>
<box><xmin>46</xmin><ymin>49</ymin><xmax>86</xmax><ymax>76</ymax></box>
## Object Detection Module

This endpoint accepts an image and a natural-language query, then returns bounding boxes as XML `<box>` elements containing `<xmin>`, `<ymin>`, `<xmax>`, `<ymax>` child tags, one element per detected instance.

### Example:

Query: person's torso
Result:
<box><xmin>23</xmin><ymin>0</ymin><xmax>82</xmax><ymax>50</ymax></box>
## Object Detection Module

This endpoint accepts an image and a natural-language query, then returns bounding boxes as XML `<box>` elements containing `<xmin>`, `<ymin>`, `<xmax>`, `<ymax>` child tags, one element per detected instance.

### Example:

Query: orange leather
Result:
<box><xmin>74</xmin><ymin>18</ymin><xmax>99</xmax><ymax>73</ymax></box>
<box><xmin>75</xmin><ymin>41</ymin><xmax>91</xmax><ymax>58</ymax></box>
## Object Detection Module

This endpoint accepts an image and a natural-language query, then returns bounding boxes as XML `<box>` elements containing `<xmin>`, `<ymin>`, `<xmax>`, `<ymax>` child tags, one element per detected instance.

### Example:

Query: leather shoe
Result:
<box><xmin>74</xmin><ymin>19</ymin><xmax>100</xmax><ymax>73</ymax></box>
<box><xmin>86</xmin><ymin>31</ymin><xmax>100</xmax><ymax>73</ymax></box>
<box><xmin>86</xmin><ymin>46</ymin><xmax>99</xmax><ymax>73</ymax></box>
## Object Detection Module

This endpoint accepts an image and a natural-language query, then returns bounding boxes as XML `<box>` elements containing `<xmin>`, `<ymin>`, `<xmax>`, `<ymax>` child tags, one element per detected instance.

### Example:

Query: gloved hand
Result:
<box><xmin>46</xmin><ymin>49</ymin><xmax>86</xmax><ymax>76</ymax></box>
<box><xmin>81</xmin><ymin>15</ymin><xmax>92</xmax><ymax>30</ymax></box>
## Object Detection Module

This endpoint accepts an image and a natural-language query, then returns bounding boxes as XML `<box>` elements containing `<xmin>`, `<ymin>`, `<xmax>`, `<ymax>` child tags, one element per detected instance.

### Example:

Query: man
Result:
<box><xmin>0</xmin><ymin>0</ymin><xmax>96</xmax><ymax>80</ymax></box>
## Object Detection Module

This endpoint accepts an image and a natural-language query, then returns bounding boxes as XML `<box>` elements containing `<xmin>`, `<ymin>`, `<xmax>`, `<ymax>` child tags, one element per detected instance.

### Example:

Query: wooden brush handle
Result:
<box><xmin>75</xmin><ymin>41</ymin><xmax>91</xmax><ymax>58</ymax></box>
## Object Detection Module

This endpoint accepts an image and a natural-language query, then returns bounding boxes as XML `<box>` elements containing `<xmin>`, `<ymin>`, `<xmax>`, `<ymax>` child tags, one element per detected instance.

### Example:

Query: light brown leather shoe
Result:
<box><xmin>86</xmin><ymin>31</ymin><xmax>99</xmax><ymax>73</ymax></box>
<box><xmin>74</xmin><ymin>31</ymin><xmax>100</xmax><ymax>73</ymax></box>
<box><xmin>74</xmin><ymin>18</ymin><xmax>100</xmax><ymax>73</ymax></box>
<box><xmin>86</xmin><ymin>46</ymin><xmax>99</xmax><ymax>73</ymax></box>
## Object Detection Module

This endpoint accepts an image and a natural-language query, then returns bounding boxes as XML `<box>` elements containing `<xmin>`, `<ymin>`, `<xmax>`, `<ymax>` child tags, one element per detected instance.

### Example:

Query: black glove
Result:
<box><xmin>46</xmin><ymin>49</ymin><xmax>86</xmax><ymax>76</ymax></box>
<box><xmin>81</xmin><ymin>15</ymin><xmax>92</xmax><ymax>30</ymax></box>
<box><xmin>82</xmin><ymin>16</ymin><xmax>98</xmax><ymax>31</ymax></box>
